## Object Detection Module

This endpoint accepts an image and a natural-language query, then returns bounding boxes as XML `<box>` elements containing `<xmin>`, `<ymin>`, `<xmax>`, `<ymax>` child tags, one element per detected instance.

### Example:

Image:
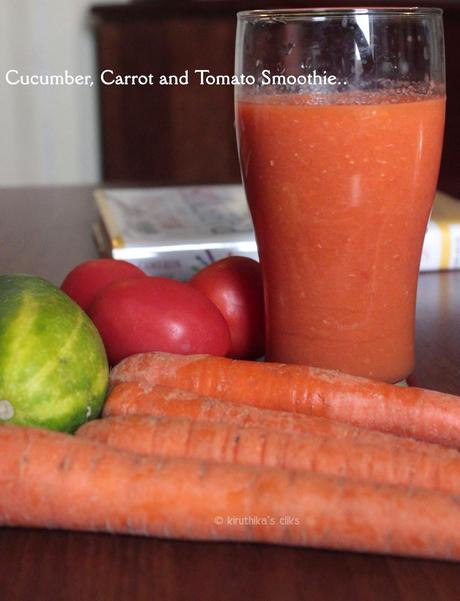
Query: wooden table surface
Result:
<box><xmin>1</xmin><ymin>186</ymin><xmax>460</xmax><ymax>601</ymax></box>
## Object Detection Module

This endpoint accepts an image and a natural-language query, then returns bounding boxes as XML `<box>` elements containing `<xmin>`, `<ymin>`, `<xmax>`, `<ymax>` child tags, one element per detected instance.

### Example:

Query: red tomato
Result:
<box><xmin>88</xmin><ymin>276</ymin><xmax>231</xmax><ymax>365</ymax></box>
<box><xmin>61</xmin><ymin>259</ymin><xmax>145</xmax><ymax>312</ymax></box>
<box><xmin>190</xmin><ymin>256</ymin><xmax>265</xmax><ymax>359</ymax></box>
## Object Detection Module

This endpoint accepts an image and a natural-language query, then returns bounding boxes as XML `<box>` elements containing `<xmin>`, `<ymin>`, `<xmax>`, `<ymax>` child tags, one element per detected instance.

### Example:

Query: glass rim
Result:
<box><xmin>237</xmin><ymin>7</ymin><xmax>443</xmax><ymax>20</ymax></box>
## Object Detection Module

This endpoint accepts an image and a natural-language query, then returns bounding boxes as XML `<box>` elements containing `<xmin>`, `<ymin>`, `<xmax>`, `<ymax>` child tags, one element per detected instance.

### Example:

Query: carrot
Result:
<box><xmin>3</xmin><ymin>423</ymin><xmax>460</xmax><ymax>561</ymax></box>
<box><xmin>104</xmin><ymin>382</ymin><xmax>410</xmax><ymax>445</ymax></box>
<box><xmin>110</xmin><ymin>352</ymin><xmax>460</xmax><ymax>448</ymax></box>
<box><xmin>78</xmin><ymin>413</ymin><xmax>460</xmax><ymax>496</ymax></box>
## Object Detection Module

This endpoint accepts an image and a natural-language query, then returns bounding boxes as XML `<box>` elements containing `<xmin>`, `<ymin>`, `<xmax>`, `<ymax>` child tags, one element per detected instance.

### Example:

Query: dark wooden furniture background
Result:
<box><xmin>1</xmin><ymin>186</ymin><xmax>460</xmax><ymax>600</ymax></box>
<box><xmin>92</xmin><ymin>0</ymin><xmax>460</xmax><ymax>197</ymax></box>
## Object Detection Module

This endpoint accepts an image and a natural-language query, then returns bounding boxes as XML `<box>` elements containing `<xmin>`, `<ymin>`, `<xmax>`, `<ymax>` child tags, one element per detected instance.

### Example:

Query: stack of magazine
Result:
<box><xmin>93</xmin><ymin>185</ymin><xmax>460</xmax><ymax>279</ymax></box>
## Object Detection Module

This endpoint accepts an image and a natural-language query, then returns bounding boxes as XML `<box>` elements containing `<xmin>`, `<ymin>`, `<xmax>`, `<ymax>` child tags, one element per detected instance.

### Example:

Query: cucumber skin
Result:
<box><xmin>0</xmin><ymin>274</ymin><xmax>108</xmax><ymax>432</ymax></box>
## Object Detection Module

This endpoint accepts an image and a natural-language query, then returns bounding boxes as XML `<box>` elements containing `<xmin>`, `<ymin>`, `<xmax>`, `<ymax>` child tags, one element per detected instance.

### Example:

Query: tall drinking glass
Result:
<box><xmin>235</xmin><ymin>8</ymin><xmax>445</xmax><ymax>382</ymax></box>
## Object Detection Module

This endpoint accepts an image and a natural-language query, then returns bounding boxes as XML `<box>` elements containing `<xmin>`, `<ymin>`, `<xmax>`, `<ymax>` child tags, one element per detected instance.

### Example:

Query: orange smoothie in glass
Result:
<box><xmin>237</xmin><ymin>93</ymin><xmax>445</xmax><ymax>382</ymax></box>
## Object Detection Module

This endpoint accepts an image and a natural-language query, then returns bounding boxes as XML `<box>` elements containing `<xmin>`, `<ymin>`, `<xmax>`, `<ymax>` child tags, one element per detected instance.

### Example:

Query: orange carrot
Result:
<box><xmin>104</xmin><ymin>381</ymin><xmax>460</xmax><ymax>460</ymax></box>
<box><xmin>78</xmin><ymin>413</ymin><xmax>460</xmax><ymax>495</ymax></box>
<box><xmin>104</xmin><ymin>382</ymin><xmax>403</xmax><ymax>444</ymax></box>
<box><xmin>3</xmin><ymin>423</ymin><xmax>460</xmax><ymax>561</ymax></box>
<box><xmin>111</xmin><ymin>352</ymin><xmax>460</xmax><ymax>448</ymax></box>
